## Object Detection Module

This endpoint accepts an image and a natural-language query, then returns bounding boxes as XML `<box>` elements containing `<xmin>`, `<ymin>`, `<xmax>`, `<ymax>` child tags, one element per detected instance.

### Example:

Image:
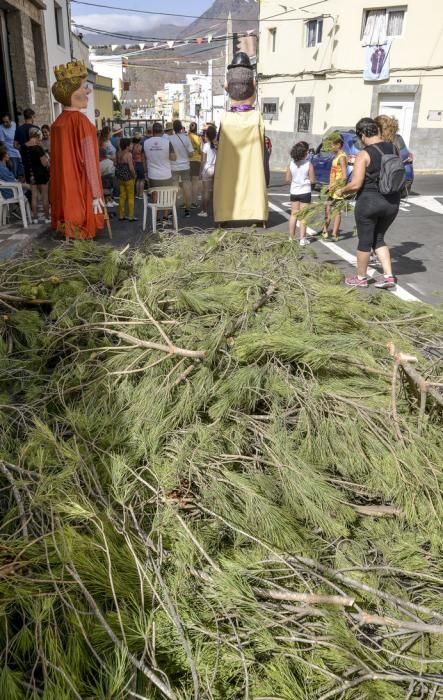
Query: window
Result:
<box><xmin>54</xmin><ymin>2</ymin><xmax>65</xmax><ymax>47</ymax></box>
<box><xmin>361</xmin><ymin>7</ymin><xmax>406</xmax><ymax>45</ymax></box>
<box><xmin>297</xmin><ymin>103</ymin><xmax>311</xmax><ymax>132</ymax></box>
<box><xmin>262</xmin><ymin>98</ymin><xmax>279</xmax><ymax>120</ymax></box>
<box><xmin>269</xmin><ymin>27</ymin><xmax>277</xmax><ymax>52</ymax></box>
<box><xmin>305</xmin><ymin>18</ymin><xmax>323</xmax><ymax>47</ymax></box>
<box><xmin>31</xmin><ymin>21</ymin><xmax>47</xmax><ymax>88</ymax></box>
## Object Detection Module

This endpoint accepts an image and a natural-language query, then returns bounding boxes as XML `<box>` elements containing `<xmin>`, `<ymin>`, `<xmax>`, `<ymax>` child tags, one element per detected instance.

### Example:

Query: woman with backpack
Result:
<box><xmin>336</xmin><ymin>117</ymin><xmax>405</xmax><ymax>289</ymax></box>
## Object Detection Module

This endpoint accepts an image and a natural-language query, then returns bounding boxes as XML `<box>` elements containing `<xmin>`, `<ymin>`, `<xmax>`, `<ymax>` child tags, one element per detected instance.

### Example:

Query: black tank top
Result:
<box><xmin>361</xmin><ymin>142</ymin><xmax>400</xmax><ymax>199</ymax></box>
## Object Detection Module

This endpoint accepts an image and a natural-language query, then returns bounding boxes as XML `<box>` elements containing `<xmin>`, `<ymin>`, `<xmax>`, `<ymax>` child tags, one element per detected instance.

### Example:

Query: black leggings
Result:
<box><xmin>354</xmin><ymin>192</ymin><xmax>400</xmax><ymax>252</ymax></box>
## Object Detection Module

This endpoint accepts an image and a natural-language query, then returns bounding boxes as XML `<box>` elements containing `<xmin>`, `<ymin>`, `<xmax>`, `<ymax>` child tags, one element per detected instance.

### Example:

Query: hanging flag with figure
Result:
<box><xmin>363</xmin><ymin>40</ymin><xmax>392</xmax><ymax>81</ymax></box>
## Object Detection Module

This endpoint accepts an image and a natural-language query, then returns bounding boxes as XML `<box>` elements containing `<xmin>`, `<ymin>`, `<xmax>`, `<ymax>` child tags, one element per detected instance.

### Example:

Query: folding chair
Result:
<box><xmin>143</xmin><ymin>186</ymin><xmax>178</xmax><ymax>234</ymax></box>
<box><xmin>0</xmin><ymin>181</ymin><xmax>31</xmax><ymax>228</ymax></box>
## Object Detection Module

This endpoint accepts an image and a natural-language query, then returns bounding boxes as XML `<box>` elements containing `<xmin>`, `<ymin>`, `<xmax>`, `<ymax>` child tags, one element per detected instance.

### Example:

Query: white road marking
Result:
<box><xmin>268</xmin><ymin>200</ymin><xmax>422</xmax><ymax>303</ymax></box>
<box><xmin>407</xmin><ymin>282</ymin><xmax>425</xmax><ymax>295</ymax></box>
<box><xmin>269</xmin><ymin>201</ymin><xmax>290</xmax><ymax>219</ymax></box>
<box><xmin>407</xmin><ymin>196</ymin><xmax>443</xmax><ymax>215</ymax></box>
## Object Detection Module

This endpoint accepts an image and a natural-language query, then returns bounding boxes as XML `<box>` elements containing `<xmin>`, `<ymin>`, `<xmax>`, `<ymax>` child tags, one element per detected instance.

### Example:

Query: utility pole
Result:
<box><xmin>225</xmin><ymin>12</ymin><xmax>233</xmax><ymax>111</ymax></box>
<box><xmin>208</xmin><ymin>58</ymin><xmax>213</xmax><ymax>121</ymax></box>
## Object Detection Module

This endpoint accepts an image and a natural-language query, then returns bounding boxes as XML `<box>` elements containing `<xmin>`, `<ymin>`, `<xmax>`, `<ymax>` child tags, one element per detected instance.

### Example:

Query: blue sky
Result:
<box><xmin>72</xmin><ymin>0</ymin><xmax>217</xmax><ymax>37</ymax></box>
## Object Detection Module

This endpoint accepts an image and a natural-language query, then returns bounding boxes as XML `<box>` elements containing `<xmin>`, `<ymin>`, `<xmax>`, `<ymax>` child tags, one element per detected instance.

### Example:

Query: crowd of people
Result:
<box><xmin>0</xmin><ymin>112</ymin><xmax>219</xmax><ymax>227</ymax></box>
<box><xmin>0</xmin><ymin>109</ymin><xmax>51</xmax><ymax>224</ymax></box>
<box><xmin>286</xmin><ymin>113</ymin><xmax>407</xmax><ymax>289</ymax></box>
<box><xmin>97</xmin><ymin>119</ymin><xmax>219</xmax><ymax>223</ymax></box>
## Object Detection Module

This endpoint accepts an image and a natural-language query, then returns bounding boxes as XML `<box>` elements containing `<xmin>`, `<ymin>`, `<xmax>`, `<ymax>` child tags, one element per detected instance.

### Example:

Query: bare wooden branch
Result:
<box><xmin>352</xmin><ymin>612</ymin><xmax>443</xmax><ymax>635</ymax></box>
<box><xmin>0</xmin><ymin>461</ymin><xmax>28</xmax><ymax>539</ymax></box>
<box><xmin>388</xmin><ymin>342</ymin><xmax>443</xmax><ymax>416</ymax></box>
<box><xmin>96</xmin><ymin>327</ymin><xmax>206</xmax><ymax>359</ymax></box>
<box><xmin>255</xmin><ymin>587</ymin><xmax>355</xmax><ymax>607</ymax></box>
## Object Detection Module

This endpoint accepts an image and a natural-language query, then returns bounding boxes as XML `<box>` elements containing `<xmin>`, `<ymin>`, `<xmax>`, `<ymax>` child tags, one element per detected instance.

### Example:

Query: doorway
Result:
<box><xmin>0</xmin><ymin>10</ymin><xmax>14</xmax><ymax>118</ymax></box>
<box><xmin>378</xmin><ymin>94</ymin><xmax>414</xmax><ymax>147</ymax></box>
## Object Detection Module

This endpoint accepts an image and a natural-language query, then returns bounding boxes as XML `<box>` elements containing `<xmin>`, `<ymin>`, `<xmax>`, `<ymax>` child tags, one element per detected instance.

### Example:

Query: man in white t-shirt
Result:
<box><xmin>144</xmin><ymin>122</ymin><xmax>176</xmax><ymax>187</ymax></box>
<box><xmin>169</xmin><ymin>120</ymin><xmax>193</xmax><ymax>217</ymax></box>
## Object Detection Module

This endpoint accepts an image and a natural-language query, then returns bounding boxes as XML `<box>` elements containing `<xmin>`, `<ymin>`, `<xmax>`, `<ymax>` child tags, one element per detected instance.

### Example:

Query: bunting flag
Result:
<box><xmin>167</xmin><ymin>40</ymin><xmax>174</xmax><ymax>49</ymax></box>
<box><xmin>207</xmin><ymin>33</ymin><xmax>213</xmax><ymax>43</ymax></box>
<box><xmin>111</xmin><ymin>44</ymin><xmax>118</xmax><ymax>51</ymax></box>
<box><xmin>196</xmin><ymin>37</ymin><xmax>204</xmax><ymax>44</ymax></box>
<box><xmin>138</xmin><ymin>43</ymin><xmax>146</xmax><ymax>50</ymax></box>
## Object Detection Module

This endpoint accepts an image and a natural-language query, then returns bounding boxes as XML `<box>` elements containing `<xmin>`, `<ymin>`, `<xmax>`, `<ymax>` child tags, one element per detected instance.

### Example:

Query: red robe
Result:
<box><xmin>50</xmin><ymin>110</ymin><xmax>104</xmax><ymax>239</ymax></box>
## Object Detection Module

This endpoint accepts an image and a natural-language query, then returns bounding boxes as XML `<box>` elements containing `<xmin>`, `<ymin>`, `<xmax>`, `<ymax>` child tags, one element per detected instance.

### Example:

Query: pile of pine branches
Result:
<box><xmin>1</xmin><ymin>232</ymin><xmax>442</xmax><ymax>699</ymax></box>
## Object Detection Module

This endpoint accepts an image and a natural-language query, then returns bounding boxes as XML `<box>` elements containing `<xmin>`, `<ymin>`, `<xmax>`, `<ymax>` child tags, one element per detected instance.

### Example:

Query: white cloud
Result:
<box><xmin>72</xmin><ymin>12</ymin><xmax>187</xmax><ymax>36</ymax></box>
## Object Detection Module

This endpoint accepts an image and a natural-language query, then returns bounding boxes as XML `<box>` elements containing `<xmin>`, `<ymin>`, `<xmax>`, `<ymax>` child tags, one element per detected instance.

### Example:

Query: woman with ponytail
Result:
<box><xmin>336</xmin><ymin>117</ymin><xmax>401</xmax><ymax>289</ymax></box>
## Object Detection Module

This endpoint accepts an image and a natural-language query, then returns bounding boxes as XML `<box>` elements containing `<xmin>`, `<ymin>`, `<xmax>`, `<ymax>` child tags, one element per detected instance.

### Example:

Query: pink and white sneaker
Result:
<box><xmin>374</xmin><ymin>275</ymin><xmax>397</xmax><ymax>289</ymax></box>
<box><xmin>345</xmin><ymin>275</ymin><xmax>368</xmax><ymax>288</ymax></box>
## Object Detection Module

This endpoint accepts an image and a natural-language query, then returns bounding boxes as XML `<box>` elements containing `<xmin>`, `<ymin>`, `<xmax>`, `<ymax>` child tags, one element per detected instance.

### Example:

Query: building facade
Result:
<box><xmin>0</xmin><ymin>0</ymin><xmax>51</xmax><ymax>125</ymax></box>
<box><xmin>72</xmin><ymin>32</ymin><xmax>96</xmax><ymax>125</ymax></box>
<box><xmin>43</xmin><ymin>0</ymin><xmax>71</xmax><ymax>120</ymax></box>
<box><xmin>94</xmin><ymin>75</ymin><xmax>113</xmax><ymax>128</ymax></box>
<box><xmin>258</xmin><ymin>0</ymin><xmax>443</xmax><ymax>170</ymax></box>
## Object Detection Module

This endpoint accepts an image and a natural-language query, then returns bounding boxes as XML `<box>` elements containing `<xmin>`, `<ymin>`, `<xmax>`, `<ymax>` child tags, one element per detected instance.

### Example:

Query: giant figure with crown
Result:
<box><xmin>50</xmin><ymin>61</ymin><xmax>104</xmax><ymax>239</ymax></box>
<box><xmin>213</xmin><ymin>53</ymin><xmax>268</xmax><ymax>224</ymax></box>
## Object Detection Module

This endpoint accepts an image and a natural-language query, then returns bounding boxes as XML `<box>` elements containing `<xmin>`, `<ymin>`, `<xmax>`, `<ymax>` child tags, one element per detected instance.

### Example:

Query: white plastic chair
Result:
<box><xmin>0</xmin><ymin>181</ymin><xmax>31</xmax><ymax>228</ymax></box>
<box><xmin>143</xmin><ymin>186</ymin><xmax>178</xmax><ymax>234</ymax></box>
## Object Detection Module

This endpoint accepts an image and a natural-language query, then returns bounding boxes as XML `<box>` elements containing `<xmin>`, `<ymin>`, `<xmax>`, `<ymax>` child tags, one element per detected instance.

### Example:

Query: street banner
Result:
<box><xmin>363</xmin><ymin>40</ymin><xmax>392</xmax><ymax>81</ymax></box>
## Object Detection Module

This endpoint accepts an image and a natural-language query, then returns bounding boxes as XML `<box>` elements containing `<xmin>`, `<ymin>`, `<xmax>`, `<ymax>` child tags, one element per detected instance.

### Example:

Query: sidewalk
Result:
<box><xmin>0</xmin><ymin>221</ymin><xmax>50</xmax><ymax>261</ymax></box>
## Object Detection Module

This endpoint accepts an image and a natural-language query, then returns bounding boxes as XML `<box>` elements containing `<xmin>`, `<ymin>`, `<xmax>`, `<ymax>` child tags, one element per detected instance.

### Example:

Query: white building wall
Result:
<box><xmin>258</xmin><ymin>0</ymin><xmax>443</xmax><ymax>170</ymax></box>
<box><xmin>72</xmin><ymin>33</ymin><xmax>96</xmax><ymax>126</ymax></box>
<box><xmin>43</xmin><ymin>0</ymin><xmax>71</xmax><ymax>121</ymax></box>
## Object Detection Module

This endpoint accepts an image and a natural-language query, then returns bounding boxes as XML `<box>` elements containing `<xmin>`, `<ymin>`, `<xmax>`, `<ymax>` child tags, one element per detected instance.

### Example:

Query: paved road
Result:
<box><xmin>266</xmin><ymin>172</ymin><xmax>443</xmax><ymax>305</ymax></box>
<box><xmin>2</xmin><ymin>172</ymin><xmax>442</xmax><ymax>305</ymax></box>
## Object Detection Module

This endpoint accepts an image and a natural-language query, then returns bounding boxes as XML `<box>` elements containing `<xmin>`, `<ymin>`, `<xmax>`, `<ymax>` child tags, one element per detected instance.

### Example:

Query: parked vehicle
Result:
<box><xmin>312</xmin><ymin>129</ymin><xmax>414</xmax><ymax>192</ymax></box>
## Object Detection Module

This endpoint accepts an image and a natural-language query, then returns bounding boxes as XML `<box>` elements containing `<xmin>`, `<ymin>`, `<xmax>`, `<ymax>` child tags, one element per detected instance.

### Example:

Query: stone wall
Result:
<box><xmin>5</xmin><ymin>0</ymin><xmax>51</xmax><ymax>125</ymax></box>
<box><xmin>266</xmin><ymin>127</ymin><xmax>443</xmax><ymax>172</ymax></box>
<box><xmin>265</xmin><ymin>128</ymin><xmax>323</xmax><ymax>171</ymax></box>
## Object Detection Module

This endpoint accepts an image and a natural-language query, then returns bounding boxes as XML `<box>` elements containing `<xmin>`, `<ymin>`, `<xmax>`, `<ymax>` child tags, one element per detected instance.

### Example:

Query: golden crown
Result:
<box><xmin>53</xmin><ymin>60</ymin><xmax>88</xmax><ymax>82</ymax></box>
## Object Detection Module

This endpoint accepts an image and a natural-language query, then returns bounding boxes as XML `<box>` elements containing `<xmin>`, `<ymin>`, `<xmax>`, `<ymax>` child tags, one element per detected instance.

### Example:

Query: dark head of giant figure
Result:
<box><xmin>226</xmin><ymin>52</ymin><xmax>256</xmax><ymax>105</ymax></box>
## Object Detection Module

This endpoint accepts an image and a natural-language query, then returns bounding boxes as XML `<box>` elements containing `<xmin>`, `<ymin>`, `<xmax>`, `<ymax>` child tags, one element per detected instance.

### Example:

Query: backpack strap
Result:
<box><xmin>365</xmin><ymin>143</ymin><xmax>387</xmax><ymax>183</ymax></box>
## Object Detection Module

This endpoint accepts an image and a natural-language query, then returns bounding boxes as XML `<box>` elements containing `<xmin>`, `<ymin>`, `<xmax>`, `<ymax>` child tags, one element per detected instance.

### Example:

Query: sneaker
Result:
<box><xmin>369</xmin><ymin>255</ymin><xmax>382</xmax><ymax>268</ymax></box>
<box><xmin>299</xmin><ymin>238</ymin><xmax>310</xmax><ymax>247</ymax></box>
<box><xmin>191</xmin><ymin>203</ymin><xmax>199</xmax><ymax>209</ymax></box>
<box><xmin>184</xmin><ymin>209</ymin><xmax>191</xmax><ymax>218</ymax></box>
<box><xmin>32</xmin><ymin>219</ymin><xmax>39</xmax><ymax>224</ymax></box>
<box><xmin>322</xmin><ymin>230</ymin><xmax>329</xmax><ymax>239</ymax></box>
<box><xmin>345</xmin><ymin>275</ymin><xmax>368</xmax><ymax>288</ymax></box>
<box><xmin>129</xmin><ymin>217</ymin><xmax>138</xmax><ymax>222</ymax></box>
<box><xmin>332</xmin><ymin>234</ymin><xmax>339</xmax><ymax>241</ymax></box>
<box><xmin>197</xmin><ymin>211</ymin><xmax>208</xmax><ymax>217</ymax></box>
<box><xmin>106</xmin><ymin>202</ymin><xmax>115</xmax><ymax>208</ymax></box>
<box><xmin>374</xmin><ymin>275</ymin><xmax>397</xmax><ymax>289</ymax></box>
<box><xmin>43</xmin><ymin>218</ymin><xmax>51</xmax><ymax>224</ymax></box>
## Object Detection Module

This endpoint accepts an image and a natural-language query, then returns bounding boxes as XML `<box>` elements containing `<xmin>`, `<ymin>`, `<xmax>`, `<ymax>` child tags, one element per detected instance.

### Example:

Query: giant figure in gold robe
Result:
<box><xmin>50</xmin><ymin>61</ymin><xmax>105</xmax><ymax>239</ymax></box>
<box><xmin>213</xmin><ymin>53</ymin><xmax>268</xmax><ymax>225</ymax></box>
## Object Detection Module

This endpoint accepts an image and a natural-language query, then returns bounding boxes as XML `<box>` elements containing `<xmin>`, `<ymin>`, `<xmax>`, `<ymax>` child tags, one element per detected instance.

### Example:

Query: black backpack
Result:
<box><xmin>370</xmin><ymin>144</ymin><xmax>406</xmax><ymax>195</ymax></box>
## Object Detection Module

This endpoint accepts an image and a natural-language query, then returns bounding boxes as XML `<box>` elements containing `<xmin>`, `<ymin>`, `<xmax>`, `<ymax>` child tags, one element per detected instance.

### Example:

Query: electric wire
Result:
<box><xmin>71</xmin><ymin>0</ymin><xmax>327</xmax><ymax>22</ymax></box>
